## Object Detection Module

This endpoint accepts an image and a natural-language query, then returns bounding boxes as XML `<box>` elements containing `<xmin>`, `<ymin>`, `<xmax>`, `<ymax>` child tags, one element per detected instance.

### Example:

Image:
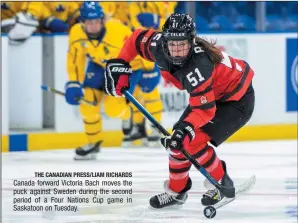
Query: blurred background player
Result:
<box><xmin>128</xmin><ymin>2</ymin><xmax>177</xmax><ymax>31</ymax></box>
<box><xmin>42</xmin><ymin>2</ymin><xmax>80</xmax><ymax>29</ymax></box>
<box><xmin>1</xmin><ymin>2</ymin><xmax>77</xmax><ymax>43</ymax></box>
<box><xmin>94</xmin><ymin>2</ymin><xmax>166</xmax><ymax>148</ymax></box>
<box><xmin>66</xmin><ymin>2</ymin><xmax>160</xmax><ymax>160</ymax></box>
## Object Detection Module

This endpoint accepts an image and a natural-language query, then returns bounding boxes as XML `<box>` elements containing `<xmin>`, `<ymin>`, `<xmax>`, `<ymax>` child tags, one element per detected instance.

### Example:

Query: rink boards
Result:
<box><xmin>1</xmin><ymin>124</ymin><xmax>297</xmax><ymax>152</ymax></box>
<box><xmin>1</xmin><ymin>33</ymin><xmax>298</xmax><ymax>152</ymax></box>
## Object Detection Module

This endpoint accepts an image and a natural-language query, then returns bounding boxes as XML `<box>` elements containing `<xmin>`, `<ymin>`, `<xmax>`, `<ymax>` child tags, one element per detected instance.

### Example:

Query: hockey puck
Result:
<box><xmin>204</xmin><ymin>206</ymin><xmax>216</xmax><ymax>219</ymax></box>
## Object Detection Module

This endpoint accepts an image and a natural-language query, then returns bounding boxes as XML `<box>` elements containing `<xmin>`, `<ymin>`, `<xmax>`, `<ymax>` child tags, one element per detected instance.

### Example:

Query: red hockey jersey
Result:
<box><xmin>118</xmin><ymin>29</ymin><xmax>254</xmax><ymax>129</ymax></box>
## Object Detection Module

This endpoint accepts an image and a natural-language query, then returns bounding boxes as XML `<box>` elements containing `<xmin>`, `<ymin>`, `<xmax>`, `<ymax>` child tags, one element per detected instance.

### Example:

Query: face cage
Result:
<box><xmin>162</xmin><ymin>37</ymin><xmax>194</xmax><ymax>66</ymax></box>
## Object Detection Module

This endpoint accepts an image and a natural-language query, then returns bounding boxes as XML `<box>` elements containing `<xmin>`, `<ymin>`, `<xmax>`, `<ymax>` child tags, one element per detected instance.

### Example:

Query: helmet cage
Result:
<box><xmin>161</xmin><ymin>31</ymin><xmax>195</xmax><ymax>66</ymax></box>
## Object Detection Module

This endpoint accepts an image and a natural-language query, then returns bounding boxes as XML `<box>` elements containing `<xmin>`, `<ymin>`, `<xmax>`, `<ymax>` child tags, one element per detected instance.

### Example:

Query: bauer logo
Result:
<box><xmin>111</xmin><ymin>67</ymin><xmax>132</xmax><ymax>73</ymax></box>
<box><xmin>286</xmin><ymin>38</ymin><xmax>298</xmax><ymax>111</ymax></box>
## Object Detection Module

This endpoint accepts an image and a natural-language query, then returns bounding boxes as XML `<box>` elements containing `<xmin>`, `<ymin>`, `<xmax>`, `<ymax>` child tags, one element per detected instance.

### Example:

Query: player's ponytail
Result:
<box><xmin>194</xmin><ymin>37</ymin><xmax>223</xmax><ymax>65</ymax></box>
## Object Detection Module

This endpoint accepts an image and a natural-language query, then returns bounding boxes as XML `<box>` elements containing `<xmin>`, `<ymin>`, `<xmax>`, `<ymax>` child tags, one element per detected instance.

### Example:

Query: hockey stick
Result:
<box><xmin>123</xmin><ymin>90</ymin><xmax>235</xmax><ymax>198</ymax></box>
<box><xmin>41</xmin><ymin>85</ymin><xmax>97</xmax><ymax>106</ymax></box>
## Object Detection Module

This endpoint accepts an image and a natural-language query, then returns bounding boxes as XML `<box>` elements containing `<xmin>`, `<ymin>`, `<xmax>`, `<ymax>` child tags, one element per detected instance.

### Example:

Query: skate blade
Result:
<box><xmin>213</xmin><ymin>197</ymin><xmax>236</xmax><ymax>209</ymax></box>
<box><xmin>122</xmin><ymin>141</ymin><xmax>145</xmax><ymax>148</ymax></box>
<box><xmin>148</xmin><ymin>204</ymin><xmax>183</xmax><ymax>210</ymax></box>
<box><xmin>73</xmin><ymin>153</ymin><xmax>97</xmax><ymax>160</ymax></box>
<box><xmin>122</xmin><ymin>141</ymin><xmax>134</xmax><ymax>148</ymax></box>
<box><xmin>122</xmin><ymin>139</ymin><xmax>148</xmax><ymax>148</ymax></box>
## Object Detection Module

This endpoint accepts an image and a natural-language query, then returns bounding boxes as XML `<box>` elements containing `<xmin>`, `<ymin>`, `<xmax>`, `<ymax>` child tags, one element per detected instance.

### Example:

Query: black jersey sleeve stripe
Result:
<box><xmin>135</xmin><ymin>30</ymin><xmax>148</xmax><ymax>58</ymax></box>
<box><xmin>190</xmin><ymin>85</ymin><xmax>213</xmax><ymax>97</ymax></box>
<box><xmin>143</xmin><ymin>32</ymin><xmax>156</xmax><ymax>61</ymax></box>
<box><xmin>219</xmin><ymin>62</ymin><xmax>250</xmax><ymax>101</ymax></box>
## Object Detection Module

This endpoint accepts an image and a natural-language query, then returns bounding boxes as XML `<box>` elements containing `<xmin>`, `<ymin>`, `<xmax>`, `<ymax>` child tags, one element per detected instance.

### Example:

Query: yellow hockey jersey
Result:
<box><xmin>126</xmin><ymin>2</ymin><xmax>178</xmax><ymax>72</ymax></box>
<box><xmin>67</xmin><ymin>19</ymin><xmax>153</xmax><ymax>83</ymax></box>
<box><xmin>43</xmin><ymin>2</ymin><xmax>80</xmax><ymax>25</ymax></box>
<box><xmin>129</xmin><ymin>2</ymin><xmax>177</xmax><ymax>31</ymax></box>
<box><xmin>1</xmin><ymin>2</ymin><xmax>22</xmax><ymax>20</ymax></box>
<box><xmin>1</xmin><ymin>2</ymin><xmax>51</xmax><ymax>20</ymax></box>
<box><xmin>100</xmin><ymin>2</ymin><xmax>130</xmax><ymax>25</ymax></box>
<box><xmin>100</xmin><ymin>2</ymin><xmax>155</xmax><ymax>72</ymax></box>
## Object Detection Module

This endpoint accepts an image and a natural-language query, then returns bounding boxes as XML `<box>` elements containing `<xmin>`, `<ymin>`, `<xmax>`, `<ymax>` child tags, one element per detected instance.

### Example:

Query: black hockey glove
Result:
<box><xmin>160</xmin><ymin>122</ymin><xmax>195</xmax><ymax>151</ymax></box>
<box><xmin>104</xmin><ymin>58</ymin><xmax>132</xmax><ymax>96</ymax></box>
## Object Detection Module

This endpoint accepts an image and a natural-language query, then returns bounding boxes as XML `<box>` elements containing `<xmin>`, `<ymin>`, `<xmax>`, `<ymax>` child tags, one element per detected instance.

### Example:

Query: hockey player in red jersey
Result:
<box><xmin>104</xmin><ymin>13</ymin><xmax>255</xmax><ymax>209</ymax></box>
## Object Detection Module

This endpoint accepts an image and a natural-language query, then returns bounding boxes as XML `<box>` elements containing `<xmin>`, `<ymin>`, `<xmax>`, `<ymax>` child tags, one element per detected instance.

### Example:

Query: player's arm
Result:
<box><xmin>104</xmin><ymin>29</ymin><xmax>159</xmax><ymax>96</ymax></box>
<box><xmin>67</xmin><ymin>29</ymin><xmax>86</xmax><ymax>83</ymax></box>
<box><xmin>183</xmin><ymin>76</ymin><xmax>216</xmax><ymax>129</ymax></box>
<box><xmin>129</xmin><ymin>3</ymin><xmax>160</xmax><ymax>30</ymax></box>
<box><xmin>6</xmin><ymin>2</ymin><xmax>43</xmax><ymax>43</ymax></box>
<box><xmin>67</xmin><ymin>2</ymin><xmax>80</xmax><ymax>25</ymax></box>
<box><xmin>39</xmin><ymin>3</ymin><xmax>70</xmax><ymax>32</ymax></box>
<box><xmin>128</xmin><ymin>3</ymin><xmax>145</xmax><ymax>30</ymax></box>
<box><xmin>65</xmin><ymin>28</ymin><xmax>86</xmax><ymax>105</ymax></box>
<box><xmin>118</xmin><ymin>29</ymin><xmax>159</xmax><ymax>63</ymax></box>
<box><xmin>162</xmin><ymin>75</ymin><xmax>216</xmax><ymax>152</ymax></box>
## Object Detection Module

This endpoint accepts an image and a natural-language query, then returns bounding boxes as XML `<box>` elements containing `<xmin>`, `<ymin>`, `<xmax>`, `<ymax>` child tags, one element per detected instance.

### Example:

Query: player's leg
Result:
<box><xmin>103</xmin><ymin>95</ymin><xmax>131</xmax><ymax>120</ymax></box>
<box><xmin>142</xmin><ymin>87</ymin><xmax>163</xmax><ymax>147</ymax></box>
<box><xmin>138</xmin><ymin>65</ymin><xmax>163</xmax><ymax>147</ymax></box>
<box><xmin>74</xmin><ymin>61</ymin><xmax>105</xmax><ymax>160</ymax></box>
<box><xmin>149</xmin><ymin>84</ymin><xmax>255</xmax><ymax>208</ymax></box>
<box><xmin>76</xmin><ymin>88</ymin><xmax>103</xmax><ymax>160</ymax></box>
<box><xmin>200</xmin><ymin>84</ymin><xmax>255</xmax><ymax>206</ymax></box>
<box><xmin>121</xmin><ymin>70</ymin><xmax>148</xmax><ymax>147</ymax></box>
<box><xmin>122</xmin><ymin>86</ymin><xmax>148</xmax><ymax>147</ymax></box>
<box><xmin>149</xmin><ymin>128</ymin><xmax>213</xmax><ymax>208</ymax></box>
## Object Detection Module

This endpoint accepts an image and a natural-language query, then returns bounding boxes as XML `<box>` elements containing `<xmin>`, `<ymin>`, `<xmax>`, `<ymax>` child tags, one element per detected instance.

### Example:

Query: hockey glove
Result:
<box><xmin>104</xmin><ymin>59</ymin><xmax>132</xmax><ymax>96</ymax></box>
<box><xmin>8</xmin><ymin>12</ymin><xmax>39</xmax><ymax>44</ymax></box>
<box><xmin>65</xmin><ymin>81</ymin><xmax>83</xmax><ymax>105</ymax></box>
<box><xmin>160</xmin><ymin>122</ymin><xmax>195</xmax><ymax>151</ymax></box>
<box><xmin>42</xmin><ymin>17</ymin><xmax>69</xmax><ymax>33</ymax></box>
<box><xmin>137</xmin><ymin>13</ymin><xmax>160</xmax><ymax>29</ymax></box>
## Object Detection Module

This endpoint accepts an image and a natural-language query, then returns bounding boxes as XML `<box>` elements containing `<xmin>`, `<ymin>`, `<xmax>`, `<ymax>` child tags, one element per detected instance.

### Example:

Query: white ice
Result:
<box><xmin>2</xmin><ymin>140</ymin><xmax>297</xmax><ymax>223</ymax></box>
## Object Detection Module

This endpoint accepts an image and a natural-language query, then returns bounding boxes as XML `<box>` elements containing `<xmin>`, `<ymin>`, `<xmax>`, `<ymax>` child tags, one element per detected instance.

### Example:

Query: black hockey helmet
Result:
<box><xmin>162</xmin><ymin>13</ymin><xmax>196</xmax><ymax>66</ymax></box>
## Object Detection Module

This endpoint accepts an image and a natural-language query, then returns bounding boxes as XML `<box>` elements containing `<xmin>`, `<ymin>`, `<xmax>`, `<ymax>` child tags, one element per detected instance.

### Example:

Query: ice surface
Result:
<box><xmin>2</xmin><ymin>140</ymin><xmax>297</xmax><ymax>223</ymax></box>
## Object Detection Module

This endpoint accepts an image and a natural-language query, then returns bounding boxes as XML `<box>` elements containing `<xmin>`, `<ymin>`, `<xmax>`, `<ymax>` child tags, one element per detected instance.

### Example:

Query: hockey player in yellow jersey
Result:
<box><xmin>1</xmin><ymin>2</ymin><xmax>74</xmax><ymax>43</ymax></box>
<box><xmin>1</xmin><ymin>1</ymin><xmax>23</xmax><ymax>20</ymax></box>
<box><xmin>66</xmin><ymin>2</ymin><xmax>160</xmax><ymax>159</ymax></box>
<box><xmin>1</xmin><ymin>2</ymin><xmax>46</xmax><ymax>41</ymax></box>
<box><xmin>99</xmin><ymin>2</ymin><xmax>130</xmax><ymax>25</ymax></box>
<box><xmin>43</xmin><ymin>2</ymin><xmax>80</xmax><ymax>28</ymax></box>
<box><xmin>75</xmin><ymin>2</ymin><xmax>163</xmax><ymax>148</ymax></box>
<box><xmin>128</xmin><ymin>2</ymin><xmax>177</xmax><ymax>31</ymax></box>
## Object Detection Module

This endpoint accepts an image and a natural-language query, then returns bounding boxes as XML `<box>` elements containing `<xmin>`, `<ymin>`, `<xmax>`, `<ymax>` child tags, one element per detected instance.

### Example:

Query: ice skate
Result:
<box><xmin>201</xmin><ymin>161</ymin><xmax>235</xmax><ymax>206</ymax></box>
<box><xmin>122</xmin><ymin>112</ymin><xmax>133</xmax><ymax>136</ymax></box>
<box><xmin>122</xmin><ymin>122</ymin><xmax>148</xmax><ymax>148</ymax></box>
<box><xmin>149</xmin><ymin>179</ymin><xmax>191</xmax><ymax>209</ymax></box>
<box><xmin>147</xmin><ymin>124</ymin><xmax>162</xmax><ymax>148</ymax></box>
<box><xmin>74</xmin><ymin>141</ymin><xmax>102</xmax><ymax>160</ymax></box>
